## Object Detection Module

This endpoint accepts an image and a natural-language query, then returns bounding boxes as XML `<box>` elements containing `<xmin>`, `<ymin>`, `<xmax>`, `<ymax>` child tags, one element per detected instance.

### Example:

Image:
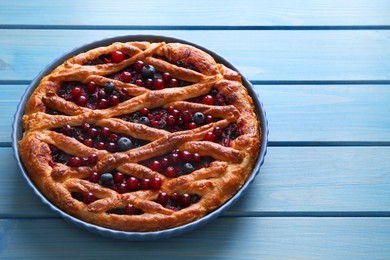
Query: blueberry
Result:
<box><xmin>139</xmin><ymin>116</ymin><xmax>150</xmax><ymax>125</ymax></box>
<box><xmin>117</xmin><ymin>137</ymin><xmax>133</xmax><ymax>151</ymax></box>
<box><xmin>176</xmin><ymin>60</ymin><xmax>184</xmax><ymax>67</ymax></box>
<box><xmin>141</xmin><ymin>65</ymin><xmax>156</xmax><ymax>79</ymax></box>
<box><xmin>182</xmin><ymin>163</ymin><xmax>194</xmax><ymax>174</ymax></box>
<box><xmin>104</xmin><ymin>82</ymin><xmax>115</xmax><ymax>94</ymax></box>
<box><xmin>100</xmin><ymin>173</ymin><xmax>114</xmax><ymax>187</ymax></box>
<box><xmin>193</xmin><ymin>112</ymin><xmax>205</xmax><ymax>125</ymax></box>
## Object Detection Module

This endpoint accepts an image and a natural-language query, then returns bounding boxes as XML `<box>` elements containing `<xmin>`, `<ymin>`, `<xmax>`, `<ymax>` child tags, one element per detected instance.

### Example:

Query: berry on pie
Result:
<box><xmin>18</xmin><ymin>40</ymin><xmax>262</xmax><ymax>232</ymax></box>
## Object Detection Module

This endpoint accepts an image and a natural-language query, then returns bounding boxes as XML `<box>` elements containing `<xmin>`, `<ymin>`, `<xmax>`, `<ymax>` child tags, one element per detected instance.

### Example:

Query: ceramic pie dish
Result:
<box><xmin>12</xmin><ymin>35</ymin><xmax>268</xmax><ymax>240</ymax></box>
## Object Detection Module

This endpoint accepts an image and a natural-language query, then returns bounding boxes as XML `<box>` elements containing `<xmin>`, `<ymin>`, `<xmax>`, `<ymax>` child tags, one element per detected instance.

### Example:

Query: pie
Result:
<box><xmin>18</xmin><ymin>40</ymin><xmax>261</xmax><ymax>232</ymax></box>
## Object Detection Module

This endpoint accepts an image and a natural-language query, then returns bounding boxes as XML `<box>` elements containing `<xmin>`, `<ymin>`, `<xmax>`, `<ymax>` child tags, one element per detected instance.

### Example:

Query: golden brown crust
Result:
<box><xmin>18</xmin><ymin>41</ymin><xmax>261</xmax><ymax>232</ymax></box>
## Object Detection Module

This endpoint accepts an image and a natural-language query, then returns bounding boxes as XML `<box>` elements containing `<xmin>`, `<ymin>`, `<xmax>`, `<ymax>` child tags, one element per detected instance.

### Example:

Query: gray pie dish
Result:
<box><xmin>12</xmin><ymin>35</ymin><xmax>268</xmax><ymax>241</ymax></box>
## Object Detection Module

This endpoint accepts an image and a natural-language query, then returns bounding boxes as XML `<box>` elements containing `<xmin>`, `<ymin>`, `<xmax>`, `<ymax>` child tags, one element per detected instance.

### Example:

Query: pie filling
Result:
<box><xmin>57</xmin><ymin>81</ymin><xmax>131</xmax><ymax>109</ymax></box>
<box><xmin>106</xmin><ymin>60</ymin><xmax>191</xmax><ymax>89</ymax></box>
<box><xmin>71</xmin><ymin>166</ymin><xmax>203</xmax><ymax>214</ymax></box>
<box><xmin>53</xmin><ymin>123</ymin><xmax>149</xmax><ymax>153</ymax></box>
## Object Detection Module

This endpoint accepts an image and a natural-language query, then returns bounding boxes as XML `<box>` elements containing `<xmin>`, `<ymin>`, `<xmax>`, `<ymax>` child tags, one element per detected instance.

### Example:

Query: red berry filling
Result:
<box><xmin>118</xmin><ymin>107</ymin><xmax>218</xmax><ymax>132</ymax></box>
<box><xmin>205</xmin><ymin>123</ymin><xmax>241</xmax><ymax>147</ymax></box>
<box><xmin>71</xmin><ymin>192</ymin><xmax>97</xmax><ymax>204</ymax></box>
<box><xmin>83</xmin><ymin>51</ymin><xmax>130</xmax><ymax>65</ymax></box>
<box><xmin>57</xmin><ymin>81</ymin><xmax>130</xmax><ymax>110</ymax></box>
<box><xmin>156</xmin><ymin>192</ymin><xmax>201</xmax><ymax>211</ymax></box>
<box><xmin>55</xmin><ymin>124</ymin><xmax>149</xmax><ymax>152</ymax></box>
<box><xmin>49</xmin><ymin>144</ymin><xmax>98</xmax><ymax>167</ymax></box>
<box><xmin>188</xmin><ymin>88</ymin><xmax>228</xmax><ymax>106</ymax></box>
<box><xmin>106</xmin><ymin>60</ymin><xmax>190</xmax><ymax>89</ymax></box>
<box><xmin>141</xmin><ymin>149</ymin><xmax>214</xmax><ymax>177</ymax></box>
<box><xmin>86</xmin><ymin>170</ymin><xmax>163</xmax><ymax>194</ymax></box>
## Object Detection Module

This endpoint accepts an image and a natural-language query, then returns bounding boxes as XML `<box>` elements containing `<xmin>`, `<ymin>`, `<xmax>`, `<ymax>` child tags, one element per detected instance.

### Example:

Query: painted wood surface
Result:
<box><xmin>1</xmin><ymin>0</ymin><xmax>389</xmax><ymax>26</ymax></box>
<box><xmin>1</xmin><ymin>0</ymin><xmax>390</xmax><ymax>258</ymax></box>
<box><xmin>1</xmin><ymin>30</ymin><xmax>390</xmax><ymax>82</ymax></box>
<box><xmin>1</xmin><ymin>218</ymin><xmax>390</xmax><ymax>259</ymax></box>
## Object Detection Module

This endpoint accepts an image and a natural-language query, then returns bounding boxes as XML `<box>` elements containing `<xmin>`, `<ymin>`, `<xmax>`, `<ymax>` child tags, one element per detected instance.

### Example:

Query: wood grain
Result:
<box><xmin>0</xmin><ymin>0</ymin><xmax>389</xmax><ymax>26</ymax></box>
<box><xmin>0</xmin><ymin>30</ymin><xmax>389</xmax><ymax>82</ymax></box>
<box><xmin>1</xmin><ymin>217</ymin><xmax>389</xmax><ymax>258</ymax></box>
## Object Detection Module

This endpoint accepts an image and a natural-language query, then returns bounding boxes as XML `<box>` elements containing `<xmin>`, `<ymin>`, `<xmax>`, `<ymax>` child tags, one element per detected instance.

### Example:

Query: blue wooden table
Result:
<box><xmin>1</xmin><ymin>1</ymin><xmax>390</xmax><ymax>258</ymax></box>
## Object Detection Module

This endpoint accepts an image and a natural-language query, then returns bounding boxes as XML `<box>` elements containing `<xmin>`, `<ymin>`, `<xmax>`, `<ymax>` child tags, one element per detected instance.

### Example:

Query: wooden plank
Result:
<box><xmin>0</xmin><ymin>30</ymin><xmax>390</xmax><ymax>82</ymax></box>
<box><xmin>258</xmin><ymin>84</ymin><xmax>390</xmax><ymax>142</ymax></box>
<box><xmin>2</xmin><ymin>147</ymin><xmax>390</xmax><ymax>218</ymax></box>
<box><xmin>0</xmin><ymin>0</ymin><xmax>389</xmax><ymax>26</ymax></box>
<box><xmin>2</xmin><ymin>84</ymin><xmax>390</xmax><ymax>144</ymax></box>
<box><xmin>1</xmin><ymin>217</ymin><xmax>390</xmax><ymax>258</ymax></box>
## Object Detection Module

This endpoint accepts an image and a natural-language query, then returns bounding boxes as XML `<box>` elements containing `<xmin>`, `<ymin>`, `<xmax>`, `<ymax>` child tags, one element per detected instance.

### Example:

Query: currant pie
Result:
<box><xmin>18</xmin><ymin>40</ymin><xmax>261</xmax><ymax>232</ymax></box>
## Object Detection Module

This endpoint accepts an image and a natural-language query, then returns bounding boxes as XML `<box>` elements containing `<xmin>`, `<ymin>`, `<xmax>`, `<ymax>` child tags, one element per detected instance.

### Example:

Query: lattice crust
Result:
<box><xmin>19</xmin><ymin>41</ymin><xmax>261</xmax><ymax>231</ymax></box>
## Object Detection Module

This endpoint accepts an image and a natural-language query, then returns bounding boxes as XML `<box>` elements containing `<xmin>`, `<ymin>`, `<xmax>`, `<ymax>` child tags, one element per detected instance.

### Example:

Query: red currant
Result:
<box><xmin>162</xmin><ymin>72</ymin><xmax>172</xmax><ymax>82</ymax></box>
<box><xmin>192</xmin><ymin>153</ymin><xmax>201</xmax><ymax>163</ymax></box>
<box><xmin>109</xmin><ymin>95</ymin><xmax>120</xmax><ymax>106</ymax></box>
<box><xmin>151</xmin><ymin>177</ymin><xmax>162</xmax><ymax>190</ymax></box>
<box><xmin>180</xmin><ymin>193</ymin><xmax>191</xmax><ymax>207</ymax></box>
<box><xmin>76</xmin><ymin>95</ymin><xmax>88</xmax><ymax>107</ymax></box>
<box><xmin>135</xmin><ymin>79</ymin><xmax>144</xmax><ymax>87</ymax></box>
<box><xmin>140</xmin><ymin>179</ymin><xmax>151</xmax><ymax>190</ymax></box>
<box><xmin>202</xmin><ymin>95</ymin><xmax>215</xmax><ymax>105</ymax></box>
<box><xmin>157</xmin><ymin>192</ymin><xmax>169</xmax><ymax>204</ymax></box>
<box><xmin>126</xmin><ymin>177</ymin><xmax>139</xmax><ymax>190</ymax></box>
<box><xmin>114</xmin><ymin>172</ymin><xmax>125</xmax><ymax>183</ymax></box>
<box><xmin>124</xmin><ymin>204</ymin><xmax>136</xmax><ymax>215</ymax></box>
<box><xmin>181</xmin><ymin>110</ymin><xmax>192</xmax><ymax>123</ymax></box>
<box><xmin>88</xmin><ymin>172</ymin><xmax>100</xmax><ymax>183</ymax></box>
<box><xmin>205</xmin><ymin>132</ymin><xmax>216</xmax><ymax>142</ymax></box>
<box><xmin>116</xmin><ymin>183</ymin><xmax>127</xmax><ymax>194</ymax></box>
<box><xmin>179</xmin><ymin>150</ymin><xmax>192</xmax><ymax>162</ymax></box>
<box><xmin>68</xmin><ymin>157</ymin><xmax>81</xmax><ymax>167</ymax></box>
<box><xmin>153</xmin><ymin>78</ymin><xmax>165</xmax><ymax>90</ymax></box>
<box><xmin>71</xmin><ymin>87</ymin><xmax>82</xmax><ymax>98</ymax></box>
<box><xmin>150</xmin><ymin>160</ymin><xmax>162</xmax><ymax>172</ymax></box>
<box><xmin>88</xmin><ymin>154</ymin><xmax>98</xmax><ymax>165</ymax></box>
<box><xmin>134</xmin><ymin>60</ymin><xmax>145</xmax><ymax>72</ymax></box>
<box><xmin>188</xmin><ymin>122</ymin><xmax>197</xmax><ymax>129</ymax></box>
<box><xmin>83</xmin><ymin>138</ymin><xmax>93</xmax><ymax>147</ymax></box>
<box><xmin>165</xmin><ymin>115</ymin><xmax>177</xmax><ymax>127</ymax></box>
<box><xmin>165</xmin><ymin>166</ymin><xmax>176</xmax><ymax>177</ymax></box>
<box><xmin>140</xmin><ymin>107</ymin><xmax>149</xmax><ymax>116</ymax></box>
<box><xmin>121</xmin><ymin>71</ymin><xmax>132</xmax><ymax>82</ymax></box>
<box><xmin>111</xmin><ymin>51</ymin><xmax>125</xmax><ymax>63</ymax></box>
<box><xmin>169</xmin><ymin>78</ymin><xmax>178</xmax><ymax>87</ymax></box>
<box><xmin>83</xmin><ymin>192</ymin><xmax>96</xmax><ymax>204</ymax></box>
<box><xmin>86</xmin><ymin>81</ymin><xmax>97</xmax><ymax>92</ymax></box>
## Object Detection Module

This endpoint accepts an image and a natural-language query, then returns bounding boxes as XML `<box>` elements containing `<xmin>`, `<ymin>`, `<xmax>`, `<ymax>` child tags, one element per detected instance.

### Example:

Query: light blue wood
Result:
<box><xmin>1</xmin><ymin>217</ymin><xmax>390</xmax><ymax>259</ymax></box>
<box><xmin>0</xmin><ymin>0</ymin><xmax>389</xmax><ymax>26</ymax></box>
<box><xmin>3</xmin><ymin>147</ymin><xmax>390</xmax><ymax>218</ymax></box>
<box><xmin>2</xmin><ymin>84</ymin><xmax>390</xmax><ymax>144</ymax></box>
<box><xmin>0</xmin><ymin>30</ymin><xmax>390</xmax><ymax>81</ymax></box>
<box><xmin>1</xmin><ymin>0</ymin><xmax>390</xmax><ymax>257</ymax></box>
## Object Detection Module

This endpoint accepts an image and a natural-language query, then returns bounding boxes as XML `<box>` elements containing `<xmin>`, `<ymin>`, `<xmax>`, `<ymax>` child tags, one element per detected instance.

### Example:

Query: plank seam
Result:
<box><xmin>1</xmin><ymin>25</ymin><xmax>390</xmax><ymax>30</ymax></box>
<box><xmin>2</xmin><ymin>212</ymin><xmax>390</xmax><ymax>220</ymax></box>
<box><xmin>221</xmin><ymin>211</ymin><xmax>390</xmax><ymax>218</ymax></box>
<box><xmin>3</xmin><ymin>142</ymin><xmax>390</xmax><ymax>148</ymax></box>
<box><xmin>2</xmin><ymin>80</ymin><xmax>390</xmax><ymax>86</ymax></box>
